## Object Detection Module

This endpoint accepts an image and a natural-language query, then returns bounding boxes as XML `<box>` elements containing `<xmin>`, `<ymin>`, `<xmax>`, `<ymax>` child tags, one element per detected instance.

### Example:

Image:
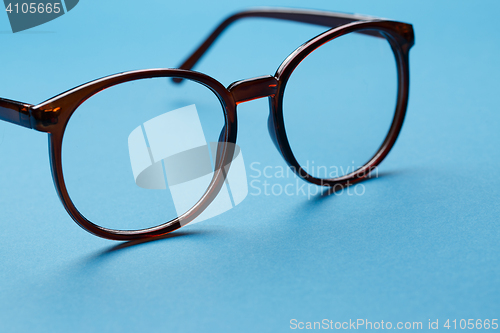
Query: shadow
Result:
<box><xmin>311</xmin><ymin>170</ymin><xmax>408</xmax><ymax>202</ymax></box>
<box><xmin>80</xmin><ymin>229</ymin><xmax>210</xmax><ymax>267</ymax></box>
<box><xmin>102</xmin><ymin>231</ymin><xmax>197</xmax><ymax>254</ymax></box>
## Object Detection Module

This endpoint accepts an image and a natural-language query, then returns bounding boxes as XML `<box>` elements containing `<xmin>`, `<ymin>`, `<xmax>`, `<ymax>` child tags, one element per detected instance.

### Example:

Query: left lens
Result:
<box><xmin>282</xmin><ymin>29</ymin><xmax>398</xmax><ymax>180</ymax></box>
<box><xmin>62</xmin><ymin>77</ymin><xmax>227</xmax><ymax>231</ymax></box>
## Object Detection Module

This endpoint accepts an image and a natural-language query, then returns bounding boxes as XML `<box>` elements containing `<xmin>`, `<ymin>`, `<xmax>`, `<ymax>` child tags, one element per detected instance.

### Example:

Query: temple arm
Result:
<box><xmin>0</xmin><ymin>98</ymin><xmax>32</xmax><ymax>128</ymax></box>
<box><xmin>174</xmin><ymin>7</ymin><xmax>382</xmax><ymax>80</ymax></box>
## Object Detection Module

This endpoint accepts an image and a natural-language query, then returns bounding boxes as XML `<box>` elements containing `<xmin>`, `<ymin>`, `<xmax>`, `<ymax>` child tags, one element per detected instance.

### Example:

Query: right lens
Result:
<box><xmin>62</xmin><ymin>77</ymin><xmax>227</xmax><ymax>231</ymax></box>
<box><xmin>283</xmin><ymin>29</ymin><xmax>398</xmax><ymax>179</ymax></box>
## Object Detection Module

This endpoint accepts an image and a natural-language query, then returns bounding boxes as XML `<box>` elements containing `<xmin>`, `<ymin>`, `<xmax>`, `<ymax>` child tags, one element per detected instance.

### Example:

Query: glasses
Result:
<box><xmin>0</xmin><ymin>8</ymin><xmax>414</xmax><ymax>241</ymax></box>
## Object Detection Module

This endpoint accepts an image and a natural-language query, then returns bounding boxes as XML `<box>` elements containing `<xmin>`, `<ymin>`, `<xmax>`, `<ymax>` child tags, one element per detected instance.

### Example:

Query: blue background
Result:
<box><xmin>0</xmin><ymin>0</ymin><xmax>499</xmax><ymax>332</ymax></box>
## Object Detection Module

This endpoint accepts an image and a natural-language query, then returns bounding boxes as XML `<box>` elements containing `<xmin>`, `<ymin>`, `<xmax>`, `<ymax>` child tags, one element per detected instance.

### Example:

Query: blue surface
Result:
<box><xmin>1</xmin><ymin>0</ymin><xmax>499</xmax><ymax>332</ymax></box>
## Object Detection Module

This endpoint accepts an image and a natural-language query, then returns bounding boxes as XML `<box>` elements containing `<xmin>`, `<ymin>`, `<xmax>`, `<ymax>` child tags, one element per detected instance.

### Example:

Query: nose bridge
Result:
<box><xmin>228</xmin><ymin>75</ymin><xmax>278</xmax><ymax>105</ymax></box>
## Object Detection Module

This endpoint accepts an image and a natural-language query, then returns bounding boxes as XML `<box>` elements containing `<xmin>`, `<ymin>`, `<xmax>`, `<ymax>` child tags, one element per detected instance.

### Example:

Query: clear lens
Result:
<box><xmin>283</xmin><ymin>30</ymin><xmax>398</xmax><ymax>179</ymax></box>
<box><xmin>62</xmin><ymin>77</ymin><xmax>226</xmax><ymax>230</ymax></box>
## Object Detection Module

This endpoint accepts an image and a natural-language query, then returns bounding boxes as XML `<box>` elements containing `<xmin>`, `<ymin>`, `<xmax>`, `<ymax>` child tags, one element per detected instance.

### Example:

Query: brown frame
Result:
<box><xmin>0</xmin><ymin>8</ymin><xmax>414</xmax><ymax>240</ymax></box>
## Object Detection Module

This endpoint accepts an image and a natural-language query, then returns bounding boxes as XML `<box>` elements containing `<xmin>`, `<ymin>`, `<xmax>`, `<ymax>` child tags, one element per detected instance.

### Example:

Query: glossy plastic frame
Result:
<box><xmin>0</xmin><ymin>8</ymin><xmax>414</xmax><ymax>240</ymax></box>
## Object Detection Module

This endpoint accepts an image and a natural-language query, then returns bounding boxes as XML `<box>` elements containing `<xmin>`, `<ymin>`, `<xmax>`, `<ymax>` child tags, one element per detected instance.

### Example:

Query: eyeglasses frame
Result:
<box><xmin>0</xmin><ymin>8</ymin><xmax>414</xmax><ymax>240</ymax></box>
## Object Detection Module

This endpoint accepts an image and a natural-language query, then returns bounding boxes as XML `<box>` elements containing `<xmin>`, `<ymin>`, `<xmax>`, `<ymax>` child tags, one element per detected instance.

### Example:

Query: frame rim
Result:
<box><xmin>24</xmin><ymin>17</ymin><xmax>414</xmax><ymax>241</ymax></box>
<box><xmin>271</xmin><ymin>20</ymin><xmax>413</xmax><ymax>187</ymax></box>
<box><xmin>32</xmin><ymin>69</ymin><xmax>238</xmax><ymax>240</ymax></box>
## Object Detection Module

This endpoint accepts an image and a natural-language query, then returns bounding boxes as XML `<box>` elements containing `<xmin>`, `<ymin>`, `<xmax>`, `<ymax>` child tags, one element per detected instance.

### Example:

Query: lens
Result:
<box><xmin>283</xmin><ymin>30</ymin><xmax>398</xmax><ymax>179</ymax></box>
<box><xmin>62</xmin><ymin>77</ymin><xmax>226</xmax><ymax>230</ymax></box>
